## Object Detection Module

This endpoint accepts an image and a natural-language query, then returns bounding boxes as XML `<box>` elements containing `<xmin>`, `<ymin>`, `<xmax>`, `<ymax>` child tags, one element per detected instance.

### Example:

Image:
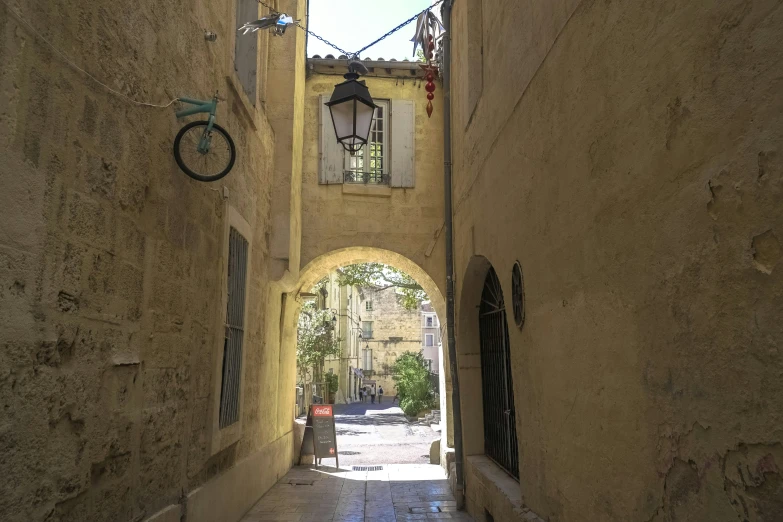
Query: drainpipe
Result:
<box><xmin>441</xmin><ymin>0</ymin><xmax>464</xmax><ymax>503</ymax></box>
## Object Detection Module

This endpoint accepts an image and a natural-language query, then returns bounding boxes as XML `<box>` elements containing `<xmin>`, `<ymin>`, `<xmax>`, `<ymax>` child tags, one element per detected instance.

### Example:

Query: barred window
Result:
<box><xmin>219</xmin><ymin>228</ymin><xmax>249</xmax><ymax>428</ymax></box>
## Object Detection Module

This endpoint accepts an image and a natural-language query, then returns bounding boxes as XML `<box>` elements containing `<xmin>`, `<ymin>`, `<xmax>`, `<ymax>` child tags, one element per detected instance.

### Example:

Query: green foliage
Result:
<box><xmin>337</xmin><ymin>263</ymin><xmax>427</xmax><ymax>311</ymax></box>
<box><xmin>391</xmin><ymin>351</ymin><xmax>437</xmax><ymax>417</ymax></box>
<box><xmin>325</xmin><ymin>373</ymin><xmax>339</xmax><ymax>394</ymax></box>
<box><xmin>416</xmin><ymin>49</ymin><xmax>427</xmax><ymax>63</ymax></box>
<box><xmin>297</xmin><ymin>302</ymin><xmax>341</xmax><ymax>378</ymax></box>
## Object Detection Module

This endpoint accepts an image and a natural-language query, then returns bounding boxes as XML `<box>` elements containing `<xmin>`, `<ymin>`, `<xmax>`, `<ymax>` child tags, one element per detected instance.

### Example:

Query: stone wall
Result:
<box><xmin>360</xmin><ymin>286</ymin><xmax>422</xmax><ymax>397</ymax></box>
<box><xmin>450</xmin><ymin>0</ymin><xmax>783</xmax><ymax>521</ymax></box>
<box><xmin>0</xmin><ymin>0</ymin><xmax>301</xmax><ymax>520</ymax></box>
<box><xmin>300</xmin><ymin>62</ymin><xmax>447</xmax><ymax>288</ymax></box>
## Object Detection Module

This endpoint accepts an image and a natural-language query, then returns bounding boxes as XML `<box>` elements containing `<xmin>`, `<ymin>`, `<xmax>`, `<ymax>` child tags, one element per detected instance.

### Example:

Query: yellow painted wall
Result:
<box><xmin>301</xmin><ymin>65</ymin><xmax>447</xmax><ymax>296</ymax></box>
<box><xmin>449</xmin><ymin>1</ymin><xmax>783</xmax><ymax>521</ymax></box>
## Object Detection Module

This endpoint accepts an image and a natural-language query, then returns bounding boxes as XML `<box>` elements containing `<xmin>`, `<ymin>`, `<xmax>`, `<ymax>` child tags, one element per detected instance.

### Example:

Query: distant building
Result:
<box><xmin>420</xmin><ymin>301</ymin><xmax>442</xmax><ymax>374</ymax></box>
<box><xmin>356</xmin><ymin>286</ymin><xmax>421</xmax><ymax>399</ymax></box>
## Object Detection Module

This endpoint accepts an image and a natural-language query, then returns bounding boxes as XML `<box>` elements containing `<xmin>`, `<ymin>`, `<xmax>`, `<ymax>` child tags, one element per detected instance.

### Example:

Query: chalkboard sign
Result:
<box><xmin>299</xmin><ymin>404</ymin><xmax>339</xmax><ymax>468</ymax></box>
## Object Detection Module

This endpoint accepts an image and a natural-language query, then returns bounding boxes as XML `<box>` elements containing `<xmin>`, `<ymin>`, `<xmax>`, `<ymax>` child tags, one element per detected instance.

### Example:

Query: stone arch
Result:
<box><xmin>455</xmin><ymin>255</ymin><xmax>493</xmax><ymax>456</ymax></box>
<box><xmin>297</xmin><ymin>247</ymin><xmax>446</xmax><ymax>322</ymax></box>
<box><xmin>291</xmin><ymin>246</ymin><xmax>454</xmax><ymax>452</ymax></box>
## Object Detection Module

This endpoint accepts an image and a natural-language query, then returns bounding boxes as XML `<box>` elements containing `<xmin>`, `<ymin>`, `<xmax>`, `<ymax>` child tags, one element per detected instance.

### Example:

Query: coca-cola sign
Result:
<box><xmin>313</xmin><ymin>405</ymin><xmax>333</xmax><ymax>417</ymax></box>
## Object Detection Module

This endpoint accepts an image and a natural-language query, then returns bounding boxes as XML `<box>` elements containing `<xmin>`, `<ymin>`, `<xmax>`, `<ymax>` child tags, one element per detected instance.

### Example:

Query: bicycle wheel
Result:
<box><xmin>173</xmin><ymin>121</ymin><xmax>236</xmax><ymax>182</ymax></box>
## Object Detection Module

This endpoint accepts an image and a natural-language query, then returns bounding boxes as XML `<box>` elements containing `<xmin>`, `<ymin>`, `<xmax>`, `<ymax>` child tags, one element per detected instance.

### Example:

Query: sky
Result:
<box><xmin>305</xmin><ymin>0</ymin><xmax>434</xmax><ymax>61</ymax></box>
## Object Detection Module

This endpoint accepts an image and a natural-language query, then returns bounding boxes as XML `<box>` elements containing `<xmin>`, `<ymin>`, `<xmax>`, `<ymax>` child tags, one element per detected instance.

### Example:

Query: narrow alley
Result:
<box><xmin>3</xmin><ymin>0</ymin><xmax>782</xmax><ymax>520</ymax></box>
<box><xmin>240</xmin><ymin>465</ymin><xmax>471</xmax><ymax>522</ymax></box>
<box><xmin>237</xmin><ymin>404</ymin><xmax>458</xmax><ymax>521</ymax></box>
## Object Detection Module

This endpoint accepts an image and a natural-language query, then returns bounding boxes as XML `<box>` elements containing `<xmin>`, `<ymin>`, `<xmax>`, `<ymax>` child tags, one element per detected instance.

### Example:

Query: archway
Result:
<box><xmin>290</xmin><ymin>246</ymin><xmax>454</xmax><ymax>464</ymax></box>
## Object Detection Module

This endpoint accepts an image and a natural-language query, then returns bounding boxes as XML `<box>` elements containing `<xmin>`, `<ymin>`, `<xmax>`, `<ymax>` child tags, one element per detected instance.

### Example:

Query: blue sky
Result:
<box><xmin>305</xmin><ymin>0</ymin><xmax>433</xmax><ymax>60</ymax></box>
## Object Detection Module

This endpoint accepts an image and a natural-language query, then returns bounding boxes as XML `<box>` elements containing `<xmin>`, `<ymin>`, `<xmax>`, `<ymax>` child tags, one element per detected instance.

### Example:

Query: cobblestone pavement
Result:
<box><xmin>331</xmin><ymin>402</ymin><xmax>440</xmax><ymax>466</ymax></box>
<box><xmin>240</xmin><ymin>464</ymin><xmax>474</xmax><ymax>522</ymax></box>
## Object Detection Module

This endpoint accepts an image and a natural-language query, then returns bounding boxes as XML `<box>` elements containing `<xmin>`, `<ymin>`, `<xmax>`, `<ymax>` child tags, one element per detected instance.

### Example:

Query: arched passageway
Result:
<box><xmin>290</xmin><ymin>247</ymin><xmax>455</xmax><ymax>456</ymax></box>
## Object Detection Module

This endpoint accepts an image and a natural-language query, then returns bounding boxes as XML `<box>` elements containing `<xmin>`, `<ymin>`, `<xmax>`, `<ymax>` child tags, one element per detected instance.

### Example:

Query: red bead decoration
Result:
<box><xmin>428</xmin><ymin>34</ymin><xmax>434</xmax><ymax>42</ymax></box>
<box><xmin>419</xmin><ymin>63</ymin><xmax>439</xmax><ymax>118</ymax></box>
<box><xmin>429</xmin><ymin>42</ymin><xmax>435</xmax><ymax>51</ymax></box>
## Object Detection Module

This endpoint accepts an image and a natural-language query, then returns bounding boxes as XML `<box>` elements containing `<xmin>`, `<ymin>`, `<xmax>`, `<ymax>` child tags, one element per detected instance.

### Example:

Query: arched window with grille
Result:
<box><xmin>478</xmin><ymin>266</ymin><xmax>519</xmax><ymax>479</ymax></box>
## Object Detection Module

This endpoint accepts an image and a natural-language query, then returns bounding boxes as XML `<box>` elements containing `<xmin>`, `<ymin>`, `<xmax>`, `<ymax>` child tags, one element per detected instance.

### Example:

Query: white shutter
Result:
<box><xmin>319</xmin><ymin>94</ymin><xmax>344</xmax><ymax>184</ymax></box>
<box><xmin>390</xmin><ymin>99</ymin><xmax>415</xmax><ymax>188</ymax></box>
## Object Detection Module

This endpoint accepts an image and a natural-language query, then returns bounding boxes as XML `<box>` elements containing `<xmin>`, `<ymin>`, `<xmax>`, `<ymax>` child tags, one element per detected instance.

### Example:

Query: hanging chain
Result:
<box><xmin>353</xmin><ymin>0</ymin><xmax>445</xmax><ymax>57</ymax></box>
<box><xmin>254</xmin><ymin>0</ymin><xmax>445</xmax><ymax>58</ymax></box>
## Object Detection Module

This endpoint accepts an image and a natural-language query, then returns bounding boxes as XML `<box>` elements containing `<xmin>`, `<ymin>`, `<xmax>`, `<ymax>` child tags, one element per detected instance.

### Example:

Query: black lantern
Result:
<box><xmin>326</xmin><ymin>61</ymin><xmax>378</xmax><ymax>154</ymax></box>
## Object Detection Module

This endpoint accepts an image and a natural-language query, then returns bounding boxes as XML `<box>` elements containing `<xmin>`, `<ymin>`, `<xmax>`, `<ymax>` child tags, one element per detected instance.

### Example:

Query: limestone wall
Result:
<box><xmin>450</xmin><ymin>1</ymin><xmax>783</xmax><ymax>521</ymax></box>
<box><xmin>360</xmin><ymin>286</ymin><xmax>422</xmax><ymax>397</ymax></box>
<box><xmin>0</xmin><ymin>0</ymin><xmax>302</xmax><ymax>520</ymax></box>
<box><xmin>300</xmin><ymin>64</ymin><xmax>447</xmax><ymax>297</ymax></box>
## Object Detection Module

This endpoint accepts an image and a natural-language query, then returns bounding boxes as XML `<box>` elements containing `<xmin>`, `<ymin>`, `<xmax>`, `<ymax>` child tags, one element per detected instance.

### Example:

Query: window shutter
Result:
<box><xmin>319</xmin><ymin>94</ymin><xmax>344</xmax><ymax>184</ymax></box>
<box><xmin>390</xmin><ymin>99</ymin><xmax>415</xmax><ymax>188</ymax></box>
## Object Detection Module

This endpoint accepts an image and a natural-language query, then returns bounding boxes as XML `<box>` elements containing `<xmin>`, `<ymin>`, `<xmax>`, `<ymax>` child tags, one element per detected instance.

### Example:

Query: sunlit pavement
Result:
<box><xmin>240</xmin><ymin>464</ymin><xmax>473</xmax><ymax>521</ymax></box>
<box><xmin>330</xmin><ymin>402</ymin><xmax>440</xmax><ymax>466</ymax></box>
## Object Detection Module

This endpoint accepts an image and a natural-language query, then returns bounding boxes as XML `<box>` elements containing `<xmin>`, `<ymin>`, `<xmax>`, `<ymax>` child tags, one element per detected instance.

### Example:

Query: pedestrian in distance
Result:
<box><xmin>370</xmin><ymin>386</ymin><xmax>376</xmax><ymax>404</ymax></box>
<box><xmin>358</xmin><ymin>388</ymin><xmax>363</xmax><ymax>403</ymax></box>
<box><xmin>378</xmin><ymin>386</ymin><xmax>384</xmax><ymax>404</ymax></box>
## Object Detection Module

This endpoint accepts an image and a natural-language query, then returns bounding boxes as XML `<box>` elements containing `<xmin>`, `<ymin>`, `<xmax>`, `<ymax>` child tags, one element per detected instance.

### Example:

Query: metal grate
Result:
<box><xmin>219</xmin><ymin>227</ymin><xmax>249</xmax><ymax>429</ymax></box>
<box><xmin>351</xmin><ymin>466</ymin><xmax>384</xmax><ymax>471</ymax></box>
<box><xmin>511</xmin><ymin>261</ymin><xmax>525</xmax><ymax>329</ymax></box>
<box><xmin>479</xmin><ymin>267</ymin><xmax>519</xmax><ymax>479</ymax></box>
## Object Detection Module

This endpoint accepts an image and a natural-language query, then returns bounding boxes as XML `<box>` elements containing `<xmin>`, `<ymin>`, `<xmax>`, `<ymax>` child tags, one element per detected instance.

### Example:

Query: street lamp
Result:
<box><xmin>326</xmin><ymin>61</ymin><xmax>378</xmax><ymax>154</ymax></box>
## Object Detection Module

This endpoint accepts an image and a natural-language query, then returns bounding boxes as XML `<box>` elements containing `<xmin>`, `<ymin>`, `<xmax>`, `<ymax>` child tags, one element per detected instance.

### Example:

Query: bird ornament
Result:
<box><xmin>238</xmin><ymin>13</ymin><xmax>299</xmax><ymax>36</ymax></box>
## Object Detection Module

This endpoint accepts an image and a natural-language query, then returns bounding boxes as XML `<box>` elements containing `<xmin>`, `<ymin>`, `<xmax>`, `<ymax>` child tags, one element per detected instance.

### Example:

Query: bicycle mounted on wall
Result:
<box><xmin>173</xmin><ymin>92</ymin><xmax>236</xmax><ymax>182</ymax></box>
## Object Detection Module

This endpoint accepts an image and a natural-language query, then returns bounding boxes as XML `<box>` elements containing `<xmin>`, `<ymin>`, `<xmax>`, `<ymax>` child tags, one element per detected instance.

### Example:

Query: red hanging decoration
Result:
<box><xmin>412</xmin><ymin>12</ymin><xmax>444</xmax><ymax>118</ymax></box>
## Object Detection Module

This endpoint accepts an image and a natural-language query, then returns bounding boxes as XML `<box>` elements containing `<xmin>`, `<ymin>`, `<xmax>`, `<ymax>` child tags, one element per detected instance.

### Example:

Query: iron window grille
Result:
<box><xmin>366</xmin><ymin>301</ymin><xmax>373</xmax><ymax>311</ymax></box>
<box><xmin>479</xmin><ymin>266</ymin><xmax>519</xmax><ymax>479</ymax></box>
<box><xmin>219</xmin><ymin>227</ymin><xmax>249</xmax><ymax>429</ymax></box>
<box><xmin>511</xmin><ymin>261</ymin><xmax>525</xmax><ymax>329</ymax></box>
<box><xmin>344</xmin><ymin>100</ymin><xmax>389</xmax><ymax>185</ymax></box>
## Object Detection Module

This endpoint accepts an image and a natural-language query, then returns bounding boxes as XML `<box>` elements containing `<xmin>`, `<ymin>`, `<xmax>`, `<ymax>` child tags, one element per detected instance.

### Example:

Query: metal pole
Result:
<box><xmin>442</xmin><ymin>0</ymin><xmax>464</xmax><ymax>501</ymax></box>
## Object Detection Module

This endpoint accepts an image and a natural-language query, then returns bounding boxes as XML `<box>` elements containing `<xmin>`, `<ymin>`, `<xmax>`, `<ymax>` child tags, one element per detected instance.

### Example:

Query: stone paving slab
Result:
<box><xmin>240</xmin><ymin>465</ymin><xmax>474</xmax><ymax>522</ymax></box>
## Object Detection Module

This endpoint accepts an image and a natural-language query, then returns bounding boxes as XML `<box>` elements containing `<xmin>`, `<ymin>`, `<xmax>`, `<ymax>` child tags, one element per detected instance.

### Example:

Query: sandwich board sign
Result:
<box><xmin>300</xmin><ymin>404</ymin><xmax>338</xmax><ymax>469</ymax></box>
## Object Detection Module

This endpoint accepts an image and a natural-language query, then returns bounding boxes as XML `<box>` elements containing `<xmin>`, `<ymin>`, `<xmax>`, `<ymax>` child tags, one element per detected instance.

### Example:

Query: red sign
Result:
<box><xmin>313</xmin><ymin>405</ymin><xmax>333</xmax><ymax>417</ymax></box>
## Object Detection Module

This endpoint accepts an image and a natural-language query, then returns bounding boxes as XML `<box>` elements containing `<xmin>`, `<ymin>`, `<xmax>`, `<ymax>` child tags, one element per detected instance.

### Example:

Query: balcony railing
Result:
<box><xmin>344</xmin><ymin>170</ymin><xmax>390</xmax><ymax>185</ymax></box>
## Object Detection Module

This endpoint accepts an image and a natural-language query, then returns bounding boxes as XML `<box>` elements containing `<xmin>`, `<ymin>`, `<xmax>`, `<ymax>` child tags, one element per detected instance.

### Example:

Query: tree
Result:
<box><xmin>296</xmin><ymin>302</ymin><xmax>341</xmax><ymax>390</ymax></box>
<box><xmin>336</xmin><ymin>263</ymin><xmax>426</xmax><ymax>311</ymax></box>
<box><xmin>391</xmin><ymin>351</ymin><xmax>437</xmax><ymax>417</ymax></box>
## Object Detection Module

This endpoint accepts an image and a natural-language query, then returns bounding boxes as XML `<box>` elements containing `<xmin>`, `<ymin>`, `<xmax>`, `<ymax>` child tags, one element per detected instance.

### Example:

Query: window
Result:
<box><xmin>425</xmin><ymin>315</ymin><xmax>434</xmax><ymax>327</ymax></box>
<box><xmin>362</xmin><ymin>321</ymin><xmax>373</xmax><ymax>339</ymax></box>
<box><xmin>425</xmin><ymin>359</ymin><xmax>433</xmax><ymax>372</ymax></box>
<box><xmin>425</xmin><ymin>334</ymin><xmax>434</xmax><ymax>347</ymax></box>
<box><xmin>366</xmin><ymin>301</ymin><xmax>373</xmax><ymax>311</ymax></box>
<box><xmin>219</xmin><ymin>227</ymin><xmax>249</xmax><ymax>428</ymax></box>
<box><xmin>344</xmin><ymin>100</ymin><xmax>389</xmax><ymax>185</ymax></box>
<box><xmin>362</xmin><ymin>348</ymin><xmax>373</xmax><ymax>371</ymax></box>
<box><xmin>234</xmin><ymin>0</ymin><xmax>259</xmax><ymax>104</ymax></box>
<box><xmin>319</xmin><ymin>97</ymin><xmax>415</xmax><ymax>187</ymax></box>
